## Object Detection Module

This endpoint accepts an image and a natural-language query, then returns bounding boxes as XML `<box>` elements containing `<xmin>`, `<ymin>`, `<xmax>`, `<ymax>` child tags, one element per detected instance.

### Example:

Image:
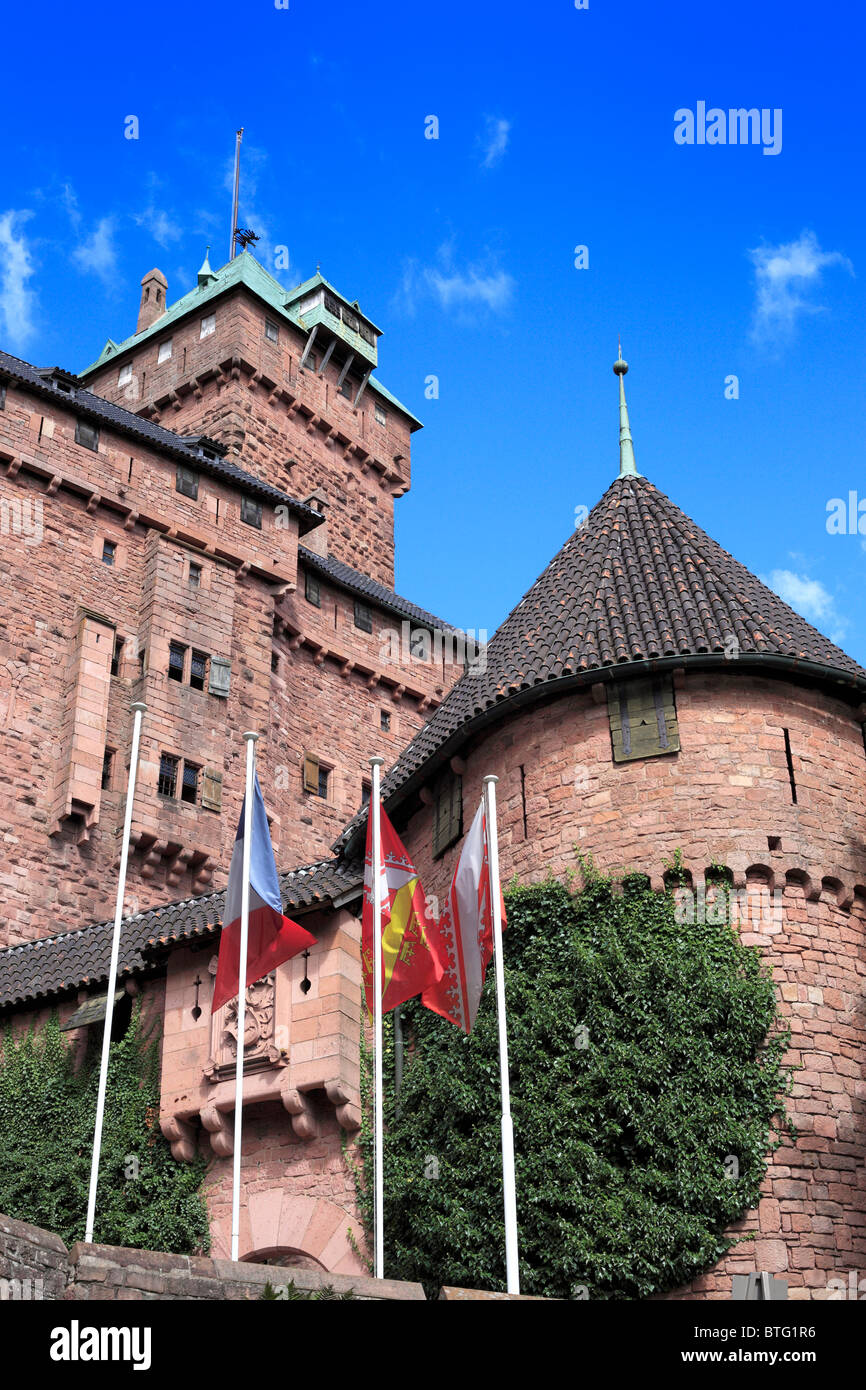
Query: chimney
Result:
<box><xmin>137</xmin><ymin>269</ymin><xmax>168</xmax><ymax>334</ymax></box>
<box><xmin>303</xmin><ymin>489</ymin><xmax>329</xmax><ymax>557</ymax></box>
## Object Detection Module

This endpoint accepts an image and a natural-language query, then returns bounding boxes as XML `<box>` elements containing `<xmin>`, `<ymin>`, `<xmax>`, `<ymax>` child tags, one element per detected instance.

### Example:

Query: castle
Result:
<box><xmin>0</xmin><ymin>253</ymin><xmax>863</xmax><ymax>1295</ymax></box>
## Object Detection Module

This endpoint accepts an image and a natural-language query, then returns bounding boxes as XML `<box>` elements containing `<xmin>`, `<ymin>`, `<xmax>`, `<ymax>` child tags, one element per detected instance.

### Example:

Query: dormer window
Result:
<box><xmin>118</xmin><ymin>363</ymin><xmax>133</xmax><ymax>387</ymax></box>
<box><xmin>200</xmin><ymin>314</ymin><xmax>216</xmax><ymax>339</ymax></box>
<box><xmin>157</xmin><ymin>339</ymin><xmax>173</xmax><ymax>364</ymax></box>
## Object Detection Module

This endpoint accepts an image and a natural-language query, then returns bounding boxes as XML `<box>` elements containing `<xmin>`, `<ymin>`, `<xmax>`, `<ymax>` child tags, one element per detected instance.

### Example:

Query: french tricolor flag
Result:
<box><xmin>212</xmin><ymin>774</ymin><xmax>316</xmax><ymax>1011</ymax></box>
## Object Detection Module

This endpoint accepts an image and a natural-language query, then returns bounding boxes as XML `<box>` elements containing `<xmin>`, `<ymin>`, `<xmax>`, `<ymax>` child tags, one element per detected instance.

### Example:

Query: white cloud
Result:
<box><xmin>132</xmin><ymin>206</ymin><xmax>182</xmax><ymax>249</ymax></box>
<box><xmin>0</xmin><ymin>210</ymin><xmax>37</xmax><ymax>346</ymax></box>
<box><xmin>762</xmin><ymin>568</ymin><xmax>847</xmax><ymax>645</ymax></box>
<box><xmin>748</xmin><ymin>230</ymin><xmax>853</xmax><ymax>343</ymax></box>
<box><xmin>61</xmin><ymin>184</ymin><xmax>81</xmax><ymax>230</ymax></box>
<box><xmin>396</xmin><ymin>242</ymin><xmax>515</xmax><ymax>317</ymax></box>
<box><xmin>480</xmin><ymin>116</ymin><xmax>511</xmax><ymax>169</ymax></box>
<box><xmin>72</xmin><ymin>217</ymin><xmax>117</xmax><ymax>284</ymax></box>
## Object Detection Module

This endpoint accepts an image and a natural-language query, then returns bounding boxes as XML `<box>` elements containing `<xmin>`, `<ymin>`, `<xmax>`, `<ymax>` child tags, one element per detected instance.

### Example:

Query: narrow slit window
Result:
<box><xmin>783</xmin><ymin>728</ymin><xmax>797</xmax><ymax>804</ymax></box>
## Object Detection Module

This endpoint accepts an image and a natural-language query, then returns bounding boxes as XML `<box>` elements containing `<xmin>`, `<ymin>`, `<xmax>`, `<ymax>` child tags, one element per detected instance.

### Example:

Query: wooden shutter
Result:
<box><xmin>432</xmin><ymin>771</ymin><xmax>463</xmax><ymax>857</ymax></box>
<box><xmin>208</xmin><ymin>656</ymin><xmax>231</xmax><ymax>698</ymax></box>
<box><xmin>303</xmin><ymin>754</ymin><xmax>320</xmax><ymax>793</ymax></box>
<box><xmin>607</xmin><ymin>676</ymin><xmax>680</xmax><ymax>763</ymax></box>
<box><xmin>201</xmin><ymin>767</ymin><xmax>223</xmax><ymax>811</ymax></box>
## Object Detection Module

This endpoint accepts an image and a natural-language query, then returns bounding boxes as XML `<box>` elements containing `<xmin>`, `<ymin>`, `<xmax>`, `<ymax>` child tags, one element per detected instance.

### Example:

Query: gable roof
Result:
<box><xmin>0</xmin><ymin>349</ymin><xmax>322</xmax><ymax>528</ymax></box>
<box><xmin>298</xmin><ymin>546</ymin><xmax>458</xmax><ymax>634</ymax></box>
<box><xmin>0</xmin><ymin>859</ymin><xmax>362</xmax><ymax>1010</ymax></box>
<box><xmin>334</xmin><ymin>472</ymin><xmax>866</xmax><ymax>852</ymax></box>
<box><xmin>77</xmin><ymin>252</ymin><xmax>422</xmax><ymax>430</ymax></box>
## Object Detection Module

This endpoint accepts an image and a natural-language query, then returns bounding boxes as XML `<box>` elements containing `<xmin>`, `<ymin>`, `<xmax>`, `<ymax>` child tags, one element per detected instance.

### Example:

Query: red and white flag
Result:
<box><xmin>213</xmin><ymin>774</ymin><xmax>316</xmax><ymax>1010</ymax></box>
<box><xmin>362</xmin><ymin>804</ymin><xmax>442</xmax><ymax>1017</ymax></box>
<box><xmin>422</xmin><ymin>799</ymin><xmax>505</xmax><ymax>1033</ymax></box>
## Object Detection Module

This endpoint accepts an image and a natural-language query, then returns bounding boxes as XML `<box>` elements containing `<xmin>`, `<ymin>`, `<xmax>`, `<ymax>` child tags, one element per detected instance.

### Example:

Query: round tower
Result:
<box><xmin>338</xmin><ymin>352</ymin><xmax>866</xmax><ymax>1298</ymax></box>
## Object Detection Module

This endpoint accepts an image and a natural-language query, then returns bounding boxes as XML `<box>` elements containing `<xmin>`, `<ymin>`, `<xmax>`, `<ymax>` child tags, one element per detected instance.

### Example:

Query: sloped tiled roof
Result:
<box><xmin>335</xmin><ymin>473</ymin><xmax>866</xmax><ymax>851</ymax></box>
<box><xmin>77</xmin><ymin>251</ymin><xmax>422</xmax><ymax>429</ymax></box>
<box><xmin>298</xmin><ymin>546</ymin><xmax>457</xmax><ymax>633</ymax></box>
<box><xmin>0</xmin><ymin>860</ymin><xmax>362</xmax><ymax>1010</ymax></box>
<box><xmin>0</xmin><ymin>349</ymin><xmax>322</xmax><ymax>527</ymax></box>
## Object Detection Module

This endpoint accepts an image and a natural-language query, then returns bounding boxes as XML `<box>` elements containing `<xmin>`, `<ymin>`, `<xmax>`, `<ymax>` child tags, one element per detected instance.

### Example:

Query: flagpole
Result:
<box><xmin>231</xmin><ymin>730</ymin><xmax>259</xmax><ymax>1262</ymax></box>
<box><xmin>369</xmin><ymin>755</ymin><xmax>385</xmax><ymax>1279</ymax></box>
<box><xmin>84</xmin><ymin>700</ymin><xmax>147</xmax><ymax>1245</ymax></box>
<box><xmin>482</xmin><ymin>774</ymin><xmax>520</xmax><ymax>1294</ymax></box>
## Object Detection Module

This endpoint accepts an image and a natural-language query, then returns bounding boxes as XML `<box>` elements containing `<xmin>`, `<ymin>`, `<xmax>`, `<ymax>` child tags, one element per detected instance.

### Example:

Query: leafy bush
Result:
<box><xmin>355</xmin><ymin>868</ymin><xmax>793</xmax><ymax>1299</ymax></box>
<box><xmin>0</xmin><ymin>1006</ymin><xmax>210</xmax><ymax>1254</ymax></box>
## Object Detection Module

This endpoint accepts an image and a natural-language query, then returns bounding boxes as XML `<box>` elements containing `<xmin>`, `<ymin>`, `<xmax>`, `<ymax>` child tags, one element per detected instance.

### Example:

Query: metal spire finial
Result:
<box><xmin>613</xmin><ymin>343</ymin><xmax>639</xmax><ymax>478</ymax></box>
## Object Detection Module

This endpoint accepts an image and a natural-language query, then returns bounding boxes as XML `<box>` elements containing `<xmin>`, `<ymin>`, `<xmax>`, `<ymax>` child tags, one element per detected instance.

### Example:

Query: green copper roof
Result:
<box><xmin>78</xmin><ymin>253</ymin><xmax>421</xmax><ymax>429</ymax></box>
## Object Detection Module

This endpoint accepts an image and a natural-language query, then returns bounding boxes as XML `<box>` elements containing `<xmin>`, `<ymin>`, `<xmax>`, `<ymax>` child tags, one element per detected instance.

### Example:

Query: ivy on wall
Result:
<box><xmin>355</xmin><ymin>866</ymin><xmax>793</xmax><ymax>1299</ymax></box>
<box><xmin>0</xmin><ymin>1007</ymin><xmax>210</xmax><ymax>1254</ymax></box>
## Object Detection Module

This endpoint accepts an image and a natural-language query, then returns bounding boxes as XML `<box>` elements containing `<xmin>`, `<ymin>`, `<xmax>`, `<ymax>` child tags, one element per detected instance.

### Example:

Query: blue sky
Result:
<box><xmin>2</xmin><ymin>0</ymin><xmax>864</xmax><ymax>661</ymax></box>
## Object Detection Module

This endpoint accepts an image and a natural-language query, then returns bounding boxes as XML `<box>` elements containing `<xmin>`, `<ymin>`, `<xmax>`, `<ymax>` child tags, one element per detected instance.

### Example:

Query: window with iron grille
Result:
<box><xmin>354</xmin><ymin>601</ymin><xmax>373</xmax><ymax>633</ymax></box>
<box><xmin>189</xmin><ymin>562</ymin><xmax>201</xmax><ymax>589</ymax></box>
<box><xmin>181</xmin><ymin>762</ymin><xmax>199</xmax><ymax>805</ymax></box>
<box><xmin>375</xmin><ymin>403</ymin><xmax>387</xmax><ymax>427</ymax></box>
<box><xmin>264</xmin><ymin>318</ymin><xmax>279</xmax><ymax>343</ymax></box>
<box><xmin>168</xmin><ymin>642</ymin><xmax>186</xmax><ymax>682</ymax></box>
<box><xmin>380</xmin><ymin>709</ymin><xmax>391</xmax><ymax>732</ymax></box>
<box><xmin>241</xmin><ymin>495</ymin><xmax>262</xmax><ymax>529</ymax></box>
<box><xmin>339</xmin><ymin>377</ymin><xmax>355</xmax><ymax>400</ymax></box>
<box><xmin>102</xmin><ymin>540</ymin><xmax>116</xmax><ymax>566</ymax></box>
<box><xmin>305</xmin><ymin>572</ymin><xmax>321</xmax><ymax>607</ymax></box>
<box><xmin>190</xmin><ymin>649</ymin><xmax>208</xmax><ymax>691</ymax></box>
<box><xmin>75</xmin><ymin>419</ymin><xmax>99</xmax><ymax>451</ymax></box>
<box><xmin>176</xmin><ymin>465</ymin><xmax>199</xmax><ymax>500</ymax></box>
<box><xmin>158</xmin><ymin>753</ymin><xmax>178</xmax><ymax>798</ymax></box>
<box><xmin>157</xmin><ymin>339</ymin><xmax>172</xmax><ymax>364</ymax></box>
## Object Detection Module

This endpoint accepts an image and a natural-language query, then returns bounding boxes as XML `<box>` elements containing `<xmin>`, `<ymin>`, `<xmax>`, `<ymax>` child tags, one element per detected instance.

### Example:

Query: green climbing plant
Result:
<box><xmin>0</xmin><ymin>1006</ymin><xmax>210</xmax><ymax>1254</ymax></box>
<box><xmin>354</xmin><ymin>864</ymin><xmax>794</xmax><ymax>1300</ymax></box>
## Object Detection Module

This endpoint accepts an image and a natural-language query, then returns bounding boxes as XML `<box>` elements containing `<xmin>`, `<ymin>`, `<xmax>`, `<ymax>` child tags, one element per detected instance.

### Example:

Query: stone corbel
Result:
<box><xmin>5</xmin><ymin>456</ymin><xmax>22</xmax><ymax>477</ymax></box>
<box><xmin>280</xmin><ymin>1082</ymin><xmax>320</xmax><ymax>1140</ymax></box>
<box><xmin>160</xmin><ymin>1114</ymin><xmax>197</xmax><ymax>1163</ymax></box>
<box><xmin>200</xmin><ymin>1102</ymin><xmax>233</xmax><ymax>1157</ymax></box>
<box><xmin>86</xmin><ymin>492</ymin><xmax>101</xmax><ymax>514</ymax></box>
<box><xmin>46</xmin><ymin>474</ymin><xmax>62</xmax><ymax>496</ymax></box>
<box><xmin>324</xmin><ymin>1080</ymin><xmax>361</xmax><ymax>1133</ymax></box>
<box><xmin>123</xmin><ymin>509</ymin><xmax>139</xmax><ymax>531</ymax></box>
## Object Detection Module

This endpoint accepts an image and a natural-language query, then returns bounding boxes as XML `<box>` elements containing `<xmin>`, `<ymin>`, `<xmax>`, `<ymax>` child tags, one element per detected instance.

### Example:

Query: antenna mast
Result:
<box><xmin>230</xmin><ymin>128</ymin><xmax>243</xmax><ymax>261</ymax></box>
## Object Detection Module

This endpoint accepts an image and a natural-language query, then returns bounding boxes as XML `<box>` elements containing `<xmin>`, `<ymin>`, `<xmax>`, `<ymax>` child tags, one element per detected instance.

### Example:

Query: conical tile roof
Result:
<box><xmin>336</xmin><ymin>473</ymin><xmax>866</xmax><ymax>849</ymax></box>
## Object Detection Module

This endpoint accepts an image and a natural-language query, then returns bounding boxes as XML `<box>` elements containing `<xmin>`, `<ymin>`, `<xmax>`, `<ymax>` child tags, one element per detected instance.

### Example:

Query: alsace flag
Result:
<box><xmin>422</xmin><ymin>799</ymin><xmax>505</xmax><ymax>1034</ymax></box>
<box><xmin>362</xmin><ymin>805</ymin><xmax>442</xmax><ymax>1017</ymax></box>
<box><xmin>213</xmin><ymin>774</ymin><xmax>316</xmax><ymax>1010</ymax></box>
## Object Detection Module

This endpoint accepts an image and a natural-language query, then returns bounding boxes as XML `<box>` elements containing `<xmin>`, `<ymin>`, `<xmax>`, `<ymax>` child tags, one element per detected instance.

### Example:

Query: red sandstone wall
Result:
<box><xmin>0</xmin><ymin>379</ymin><xmax>453</xmax><ymax>946</ymax></box>
<box><xmin>396</xmin><ymin>670</ymin><xmax>866</xmax><ymax>1298</ymax></box>
<box><xmin>84</xmin><ymin>286</ymin><xmax>415</xmax><ymax>588</ymax></box>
